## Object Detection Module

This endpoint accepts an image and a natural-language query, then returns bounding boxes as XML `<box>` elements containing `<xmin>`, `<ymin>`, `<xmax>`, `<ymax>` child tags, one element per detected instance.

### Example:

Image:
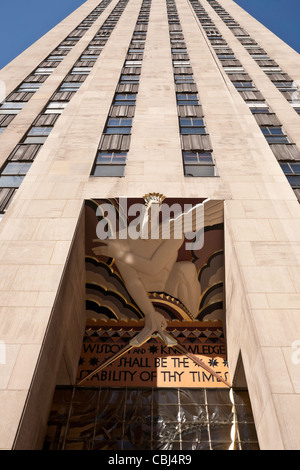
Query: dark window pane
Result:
<box><xmin>153</xmin><ymin>389</ymin><xmax>178</xmax><ymax>405</ymax></box>
<box><xmin>184</xmin><ymin>165</ymin><xmax>215</xmax><ymax>177</ymax></box>
<box><xmin>286</xmin><ymin>175</ymin><xmax>300</xmax><ymax>187</ymax></box>
<box><xmin>235</xmin><ymin>405</ymin><xmax>255</xmax><ymax>422</ymax></box>
<box><xmin>265</xmin><ymin>136</ymin><xmax>289</xmax><ymax>143</ymax></box>
<box><xmin>93</xmin><ymin>165</ymin><xmax>125</xmax><ymax>177</ymax></box>
<box><xmin>179</xmin><ymin>389</ymin><xmax>206</xmax><ymax>405</ymax></box>
<box><xmin>105</xmin><ymin>127</ymin><xmax>131</xmax><ymax>134</ymax></box>
<box><xmin>238</xmin><ymin>422</ymin><xmax>259</xmax><ymax>442</ymax></box>
<box><xmin>71</xmin><ymin>388</ymin><xmax>99</xmax><ymax>421</ymax></box>
<box><xmin>280</xmin><ymin>163</ymin><xmax>293</xmax><ymax>174</ymax></box>
<box><xmin>233</xmin><ymin>390</ymin><xmax>252</xmax><ymax>406</ymax></box>
<box><xmin>97</xmin><ymin>401</ymin><xmax>125</xmax><ymax>422</ymax></box>
<box><xmin>180</xmin><ymin>128</ymin><xmax>206</xmax><ymax>135</ymax></box>
<box><xmin>113</xmin><ymin>100</ymin><xmax>136</xmax><ymax>106</ymax></box>
<box><xmin>207</xmin><ymin>389</ymin><xmax>231</xmax><ymax>405</ymax></box>
<box><xmin>92</xmin><ymin>438</ymin><xmax>121</xmax><ymax>450</ymax></box>
<box><xmin>180</xmin><ymin>118</ymin><xmax>192</xmax><ymax>126</ymax></box>
<box><xmin>179</xmin><ymin>404</ymin><xmax>207</xmax><ymax>422</ymax></box>
<box><xmin>94</xmin><ymin>420</ymin><xmax>123</xmax><ymax>441</ymax></box>
<box><xmin>290</xmin><ymin>163</ymin><xmax>300</xmax><ymax>174</ymax></box>
<box><xmin>98</xmin><ymin>388</ymin><xmax>126</xmax><ymax>405</ymax></box>
<box><xmin>269</xmin><ymin>127</ymin><xmax>284</xmax><ymax>135</ymax></box>
<box><xmin>250</xmin><ymin>108</ymin><xmax>270</xmax><ymax>114</ymax></box>
<box><xmin>207</xmin><ymin>405</ymin><xmax>234</xmax><ymax>423</ymax></box>
<box><xmin>123</xmin><ymin>422</ymin><xmax>152</xmax><ymax>450</ymax></box>
<box><xmin>96</xmin><ymin>152</ymin><xmax>112</xmax><ymax>164</ymax></box>
<box><xmin>183</xmin><ymin>152</ymin><xmax>198</xmax><ymax>163</ymax></box>
<box><xmin>209</xmin><ymin>423</ymin><xmax>232</xmax><ymax>442</ymax></box>
<box><xmin>177</xmin><ymin>100</ymin><xmax>199</xmax><ymax>105</ymax></box>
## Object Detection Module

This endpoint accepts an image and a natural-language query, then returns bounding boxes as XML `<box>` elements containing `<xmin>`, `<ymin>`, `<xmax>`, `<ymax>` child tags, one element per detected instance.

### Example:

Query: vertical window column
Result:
<box><xmin>205</xmin><ymin>0</ymin><xmax>300</xmax><ymax>116</ymax></box>
<box><xmin>91</xmin><ymin>0</ymin><xmax>152</xmax><ymax>177</ymax></box>
<box><xmin>188</xmin><ymin>0</ymin><xmax>300</xmax><ymax>201</ymax></box>
<box><xmin>166</xmin><ymin>0</ymin><xmax>216</xmax><ymax>177</ymax></box>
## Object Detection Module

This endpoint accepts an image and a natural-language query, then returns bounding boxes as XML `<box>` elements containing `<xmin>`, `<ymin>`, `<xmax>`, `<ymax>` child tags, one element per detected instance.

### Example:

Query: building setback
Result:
<box><xmin>0</xmin><ymin>0</ymin><xmax>300</xmax><ymax>450</ymax></box>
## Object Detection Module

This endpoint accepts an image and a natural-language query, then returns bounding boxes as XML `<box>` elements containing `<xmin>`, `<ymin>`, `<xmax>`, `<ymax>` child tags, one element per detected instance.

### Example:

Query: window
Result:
<box><xmin>1</xmin><ymin>162</ymin><xmax>32</xmax><ymax>175</ymax></box>
<box><xmin>34</xmin><ymin>68</ymin><xmax>55</xmax><ymax>75</ymax></box>
<box><xmin>59</xmin><ymin>82</ymin><xmax>82</xmax><ymax>92</ymax></box>
<box><xmin>27</xmin><ymin>127</ymin><xmax>53</xmax><ymax>137</ymax></box>
<box><xmin>124</xmin><ymin>60</ymin><xmax>142</xmax><ymax>67</ymax></box>
<box><xmin>183</xmin><ymin>151</ymin><xmax>216</xmax><ymax>177</ymax></box>
<box><xmin>247</xmin><ymin>102</ymin><xmax>270</xmax><ymax>113</ymax></box>
<box><xmin>263</xmin><ymin>67</ymin><xmax>282</xmax><ymax>73</ymax></box>
<box><xmin>232</xmin><ymin>81</ymin><xmax>255</xmax><ymax>91</ymax></box>
<box><xmin>280</xmin><ymin>162</ymin><xmax>300</xmax><ymax>188</ymax></box>
<box><xmin>217</xmin><ymin>54</ymin><xmax>236</xmax><ymax>59</ymax></box>
<box><xmin>128</xmin><ymin>49</ymin><xmax>144</xmax><ymax>53</ymax></box>
<box><xmin>0</xmin><ymin>162</ymin><xmax>31</xmax><ymax>188</ymax></box>
<box><xmin>172</xmin><ymin>48</ymin><xmax>187</xmax><ymax>53</ymax></box>
<box><xmin>114</xmin><ymin>94</ymin><xmax>136</xmax><ymax>106</ymax></box>
<box><xmin>44</xmin><ymin>102</ymin><xmax>68</xmax><ymax>114</ymax></box>
<box><xmin>180</xmin><ymin>117</ymin><xmax>206</xmax><ymax>135</ymax></box>
<box><xmin>47</xmin><ymin>55</ymin><xmax>64</xmax><ymax>62</ymax></box>
<box><xmin>174</xmin><ymin>74</ymin><xmax>194</xmax><ymax>84</ymax></box>
<box><xmin>18</xmin><ymin>83</ymin><xmax>42</xmax><ymax>92</ymax></box>
<box><xmin>92</xmin><ymin>151</ymin><xmax>127</xmax><ymax>177</ymax></box>
<box><xmin>120</xmin><ymin>75</ymin><xmax>140</xmax><ymax>83</ymax></box>
<box><xmin>261</xmin><ymin>126</ymin><xmax>289</xmax><ymax>144</ymax></box>
<box><xmin>105</xmin><ymin>118</ymin><xmax>132</xmax><ymax>134</ymax></box>
<box><xmin>88</xmin><ymin>45</ymin><xmax>104</xmax><ymax>50</ymax></box>
<box><xmin>173</xmin><ymin>60</ymin><xmax>191</xmax><ymax>67</ymax></box>
<box><xmin>250</xmin><ymin>107</ymin><xmax>271</xmax><ymax>114</ymax></box>
<box><xmin>223</xmin><ymin>67</ymin><xmax>245</xmax><ymax>73</ymax></box>
<box><xmin>23</xmin><ymin>136</ymin><xmax>48</xmax><ymax>144</ymax></box>
<box><xmin>22</xmin><ymin>126</ymin><xmax>53</xmax><ymax>144</ymax></box>
<box><xmin>65</xmin><ymin>37</ymin><xmax>81</xmax><ymax>42</ymax></box>
<box><xmin>71</xmin><ymin>67</ymin><xmax>92</xmax><ymax>74</ymax></box>
<box><xmin>250</xmin><ymin>54</ymin><xmax>269</xmax><ymax>59</ymax></box>
<box><xmin>273</xmin><ymin>82</ymin><xmax>298</xmax><ymax>91</ymax></box>
<box><xmin>177</xmin><ymin>93</ymin><xmax>198</xmax><ymax>105</ymax></box>
<box><xmin>0</xmin><ymin>102</ymin><xmax>25</xmax><ymax>114</ymax></box>
<box><xmin>80</xmin><ymin>55</ymin><xmax>99</xmax><ymax>60</ymax></box>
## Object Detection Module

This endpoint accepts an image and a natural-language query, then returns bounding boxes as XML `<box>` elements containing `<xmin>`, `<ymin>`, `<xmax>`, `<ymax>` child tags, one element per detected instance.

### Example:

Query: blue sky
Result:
<box><xmin>234</xmin><ymin>0</ymin><xmax>300</xmax><ymax>53</ymax></box>
<box><xmin>0</xmin><ymin>0</ymin><xmax>86</xmax><ymax>69</ymax></box>
<box><xmin>0</xmin><ymin>0</ymin><xmax>299</xmax><ymax>70</ymax></box>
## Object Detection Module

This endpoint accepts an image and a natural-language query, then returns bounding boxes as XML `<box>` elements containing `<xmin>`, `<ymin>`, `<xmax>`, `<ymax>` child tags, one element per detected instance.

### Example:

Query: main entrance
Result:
<box><xmin>43</xmin><ymin>196</ymin><xmax>259</xmax><ymax>450</ymax></box>
<box><xmin>43</xmin><ymin>387</ymin><xmax>259</xmax><ymax>450</ymax></box>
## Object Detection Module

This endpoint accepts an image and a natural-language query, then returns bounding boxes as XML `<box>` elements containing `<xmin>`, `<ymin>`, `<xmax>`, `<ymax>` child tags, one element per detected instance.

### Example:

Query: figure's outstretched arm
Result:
<box><xmin>93</xmin><ymin>239</ymin><xmax>181</xmax><ymax>276</ymax></box>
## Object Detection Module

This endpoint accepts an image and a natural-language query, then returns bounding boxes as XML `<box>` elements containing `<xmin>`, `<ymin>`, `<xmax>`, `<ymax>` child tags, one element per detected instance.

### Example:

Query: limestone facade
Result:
<box><xmin>0</xmin><ymin>0</ymin><xmax>299</xmax><ymax>449</ymax></box>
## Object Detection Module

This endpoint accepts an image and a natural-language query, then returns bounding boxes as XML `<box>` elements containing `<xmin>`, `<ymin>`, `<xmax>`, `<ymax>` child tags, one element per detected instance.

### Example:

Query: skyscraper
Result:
<box><xmin>0</xmin><ymin>0</ymin><xmax>299</xmax><ymax>450</ymax></box>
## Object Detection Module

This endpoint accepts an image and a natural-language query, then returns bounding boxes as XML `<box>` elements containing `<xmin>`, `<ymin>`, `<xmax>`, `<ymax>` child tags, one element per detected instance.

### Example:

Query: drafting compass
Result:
<box><xmin>77</xmin><ymin>325</ymin><xmax>231</xmax><ymax>387</ymax></box>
